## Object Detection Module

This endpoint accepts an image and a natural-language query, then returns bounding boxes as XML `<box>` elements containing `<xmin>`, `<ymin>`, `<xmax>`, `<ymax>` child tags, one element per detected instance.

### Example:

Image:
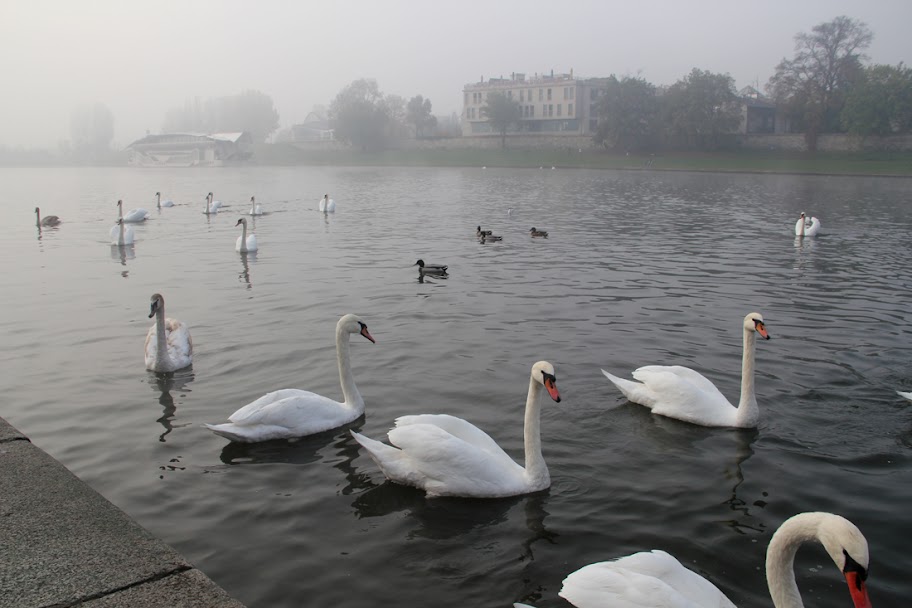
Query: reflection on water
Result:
<box><xmin>110</xmin><ymin>243</ymin><xmax>135</xmax><ymax>265</ymax></box>
<box><xmin>148</xmin><ymin>370</ymin><xmax>194</xmax><ymax>442</ymax></box>
<box><xmin>238</xmin><ymin>252</ymin><xmax>253</xmax><ymax>289</ymax></box>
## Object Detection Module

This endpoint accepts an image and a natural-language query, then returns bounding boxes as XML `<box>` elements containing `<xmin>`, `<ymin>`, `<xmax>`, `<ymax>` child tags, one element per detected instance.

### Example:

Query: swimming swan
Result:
<box><xmin>795</xmin><ymin>212</ymin><xmax>821</xmax><ymax>237</ymax></box>
<box><xmin>121</xmin><ymin>201</ymin><xmax>150</xmax><ymax>223</ymax></box>
<box><xmin>155</xmin><ymin>192</ymin><xmax>174</xmax><ymax>208</ymax></box>
<box><xmin>319</xmin><ymin>194</ymin><xmax>336</xmax><ymax>213</ymax></box>
<box><xmin>204</xmin><ymin>314</ymin><xmax>376</xmax><ymax>442</ymax></box>
<box><xmin>248</xmin><ymin>196</ymin><xmax>263</xmax><ymax>216</ymax></box>
<box><xmin>144</xmin><ymin>293</ymin><xmax>193</xmax><ymax>372</ymax></box>
<box><xmin>35</xmin><ymin>207</ymin><xmax>61</xmax><ymax>227</ymax></box>
<box><xmin>351</xmin><ymin>361</ymin><xmax>561</xmax><ymax>498</ymax></box>
<box><xmin>235</xmin><ymin>218</ymin><xmax>258</xmax><ymax>252</ymax></box>
<box><xmin>601</xmin><ymin>312</ymin><xmax>770</xmax><ymax>428</ymax></box>
<box><xmin>110</xmin><ymin>201</ymin><xmax>135</xmax><ymax>245</ymax></box>
<box><xmin>524</xmin><ymin>512</ymin><xmax>872</xmax><ymax>608</ymax></box>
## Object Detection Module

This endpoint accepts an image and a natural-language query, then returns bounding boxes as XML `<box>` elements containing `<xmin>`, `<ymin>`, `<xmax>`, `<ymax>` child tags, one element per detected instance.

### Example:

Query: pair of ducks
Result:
<box><xmin>476</xmin><ymin>226</ymin><xmax>503</xmax><ymax>242</ymax></box>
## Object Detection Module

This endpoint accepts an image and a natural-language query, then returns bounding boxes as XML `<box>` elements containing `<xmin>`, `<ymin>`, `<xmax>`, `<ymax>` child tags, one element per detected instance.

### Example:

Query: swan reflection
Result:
<box><xmin>110</xmin><ymin>244</ymin><xmax>135</xmax><ymax>266</ymax></box>
<box><xmin>239</xmin><ymin>252</ymin><xmax>254</xmax><ymax>289</ymax></box>
<box><xmin>148</xmin><ymin>370</ymin><xmax>195</xmax><ymax>442</ymax></box>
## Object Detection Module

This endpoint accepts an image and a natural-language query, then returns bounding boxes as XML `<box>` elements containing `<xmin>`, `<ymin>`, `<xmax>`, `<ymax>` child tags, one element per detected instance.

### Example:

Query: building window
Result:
<box><xmin>557</xmin><ymin>104</ymin><xmax>562</xmax><ymax>117</ymax></box>
<box><xmin>547</xmin><ymin>88</ymin><xmax>552</xmax><ymax>101</ymax></box>
<box><xmin>520</xmin><ymin>90</ymin><xmax>524</xmax><ymax>102</ymax></box>
<box><xmin>507</xmin><ymin>90</ymin><xmax>512</xmax><ymax>99</ymax></box>
<box><xmin>549</xmin><ymin>104</ymin><xmax>553</xmax><ymax>117</ymax></box>
<box><xmin>568</xmin><ymin>103</ymin><xmax>573</xmax><ymax>116</ymax></box>
<box><xmin>530</xmin><ymin>105</ymin><xmax>534</xmax><ymax>117</ymax></box>
<box><xmin>538</xmin><ymin>89</ymin><xmax>543</xmax><ymax>101</ymax></box>
<box><xmin>570</xmin><ymin>88</ymin><xmax>575</xmax><ymax>100</ymax></box>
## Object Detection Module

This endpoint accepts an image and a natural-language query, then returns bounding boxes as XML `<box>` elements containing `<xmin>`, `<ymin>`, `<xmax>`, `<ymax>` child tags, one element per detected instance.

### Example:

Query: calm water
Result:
<box><xmin>3</xmin><ymin>166</ymin><xmax>911</xmax><ymax>607</ymax></box>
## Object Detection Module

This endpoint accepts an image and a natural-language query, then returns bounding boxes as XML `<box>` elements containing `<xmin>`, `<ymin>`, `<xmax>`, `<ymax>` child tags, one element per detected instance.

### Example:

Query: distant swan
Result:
<box><xmin>602</xmin><ymin>312</ymin><xmax>770</xmax><ymax>428</ymax></box>
<box><xmin>110</xmin><ymin>201</ymin><xmax>135</xmax><ymax>245</ymax></box>
<box><xmin>319</xmin><ymin>194</ymin><xmax>336</xmax><ymax>213</ymax></box>
<box><xmin>208</xmin><ymin>192</ymin><xmax>223</xmax><ymax>212</ymax></box>
<box><xmin>235</xmin><ymin>217</ymin><xmax>258</xmax><ymax>252</ymax></box>
<box><xmin>795</xmin><ymin>212</ymin><xmax>821</xmax><ymax>237</ymax></box>
<box><xmin>205</xmin><ymin>314</ymin><xmax>376</xmax><ymax>442</ymax></box>
<box><xmin>35</xmin><ymin>207</ymin><xmax>60</xmax><ymax>227</ymax></box>
<box><xmin>202</xmin><ymin>192</ymin><xmax>219</xmax><ymax>215</ymax></box>
<box><xmin>155</xmin><ymin>192</ymin><xmax>174</xmax><ymax>208</ymax></box>
<box><xmin>144</xmin><ymin>293</ymin><xmax>193</xmax><ymax>372</ymax></box>
<box><xmin>248</xmin><ymin>196</ymin><xmax>263</xmax><ymax>215</ymax></box>
<box><xmin>520</xmin><ymin>512</ymin><xmax>872</xmax><ymax>608</ymax></box>
<box><xmin>351</xmin><ymin>361</ymin><xmax>561</xmax><ymax>498</ymax></box>
<box><xmin>120</xmin><ymin>200</ymin><xmax>150</xmax><ymax>223</ymax></box>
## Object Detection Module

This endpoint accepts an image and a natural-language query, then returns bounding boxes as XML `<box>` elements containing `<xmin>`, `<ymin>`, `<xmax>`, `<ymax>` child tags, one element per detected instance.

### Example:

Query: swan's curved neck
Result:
<box><xmin>522</xmin><ymin>377</ymin><xmax>548</xmax><ymax>487</ymax></box>
<box><xmin>765</xmin><ymin>513</ymin><xmax>830</xmax><ymax>608</ymax></box>
<box><xmin>335</xmin><ymin>326</ymin><xmax>363</xmax><ymax>412</ymax></box>
<box><xmin>156</xmin><ymin>193</ymin><xmax>161</xmax><ymax>208</ymax></box>
<box><xmin>36</xmin><ymin>209</ymin><xmax>40</xmax><ymax>226</ymax></box>
<box><xmin>239</xmin><ymin>222</ymin><xmax>248</xmax><ymax>252</ymax></box>
<box><xmin>735</xmin><ymin>326</ymin><xmax>759</xmax><ymax>426</ymax></box>
<box><xmin>154</xmin><ymin>304</ymin><xmax>170</xmax><ymax>369</ymax></box>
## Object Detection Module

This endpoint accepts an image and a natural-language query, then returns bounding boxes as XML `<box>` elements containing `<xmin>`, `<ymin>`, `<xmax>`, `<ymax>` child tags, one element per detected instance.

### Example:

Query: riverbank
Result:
<box><xmin>0</xmin><ymin>417</ymin><xmax>246</xmax><ymax>608</ymax></box>
<box><xmin>255</xmin><ymin>144</ymin><xmax>912</xmax><ymax>177</ymax></box>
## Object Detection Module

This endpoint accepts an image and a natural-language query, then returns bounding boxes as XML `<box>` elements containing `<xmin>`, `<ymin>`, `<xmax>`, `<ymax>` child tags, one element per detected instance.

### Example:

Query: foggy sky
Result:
<box><xmin>1</xmin><ymin>0</ymin><xmax>909</xmax><ymax>148</ymax></box>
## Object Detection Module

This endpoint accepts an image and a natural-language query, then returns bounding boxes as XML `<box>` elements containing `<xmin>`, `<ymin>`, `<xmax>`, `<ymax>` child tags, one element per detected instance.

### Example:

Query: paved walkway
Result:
<box><xmin>0</xmin><ymin>417</ymin><xmax>246</xmax><ymax>608</ymax></box>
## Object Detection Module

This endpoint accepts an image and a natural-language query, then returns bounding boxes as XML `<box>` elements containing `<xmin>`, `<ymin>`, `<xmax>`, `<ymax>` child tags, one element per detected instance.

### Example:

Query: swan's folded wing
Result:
<box><xmin>165</xmin><ymin>319</ymin><xmax>192</xmax><ymax>359</ymax></box>
<box><xmin>560</xmin><ymin>551</ymin><xmax>735</xmax><ymax>608</ymax></box>
<box><xmin>394</xmin><ymin>414</ymin><xmax>512</xmax><ymax>463</ymax></box>
<box><xmin>634</xmin><ymin>366</ymin><xmax>730</xmax><ymax>404</ymax></box>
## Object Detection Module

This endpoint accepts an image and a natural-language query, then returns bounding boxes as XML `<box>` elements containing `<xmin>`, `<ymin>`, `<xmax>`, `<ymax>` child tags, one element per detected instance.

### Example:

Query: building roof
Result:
<box><xmin>127</xmin><ymin>132</ymin><xmax>251</xmax><ymax>148</ymax></box>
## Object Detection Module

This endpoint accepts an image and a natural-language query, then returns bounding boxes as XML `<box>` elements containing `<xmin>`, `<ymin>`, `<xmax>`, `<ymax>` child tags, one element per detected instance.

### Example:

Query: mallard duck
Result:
<box><xmin>414</xmin><ymin>259</ymin><xmax>447</xmax><ymax>274</ymax></box>
<box><xmin>480</xmin><ymin>233</ymin><xmax>503</xmax><ymax>243</ymax></box>
<box><xmin>529</xmin><ymin>227</ymin><xmax>549</xmax><ymax>237</ymax></box>
<box><xmin>476</xmin><ymin>225</ymin><xmax>493</xmax><ymax>237</ymax></box>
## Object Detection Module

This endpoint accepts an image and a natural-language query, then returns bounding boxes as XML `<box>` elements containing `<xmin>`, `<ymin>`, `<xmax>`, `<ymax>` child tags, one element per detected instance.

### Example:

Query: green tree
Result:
<box><xmin>384</xmin><ymin>94</ymin><xmax>408</xmax><ymax>139</ymax></box>
<box><xmin>593</xmin><ymin>76</ymin><xmax>659</xmax><ymax>151</ymax></box>
<box><xmin>842</xmin><ymin>63</ymin><xmax>912</xmax><ymax>136</ymax></box>
<box><xmin>406</xmin><ymin>95</ymin><xmax>437</xmax><ymax>138</ymax></box>
<box><xmin>329</xmin><ymin>79</ymin><xmax>390</xmax><ymax>151</ymax></box>
<box><xmin>481</xmin><ymin>92</ymin><xmax>522</xmax><ymax>149</ymax></box>
<box><xmin>768</xmin><ymin>16</ymin><xmax>872</xmax><ymax>151</ymax></box>
<box><xmin>70</xmin><ymin>102</ymin><xmax>114</xmax><ymax>162</ymax></box>
<box><xmin>162</xmin><ymin>90</ymin><xmax>279</xmax><ymax>142</ymax></box>
<box><xmin>662</xmin><ymin>69</ymin><xmax>741</xmax><ymax>149</ymax></box>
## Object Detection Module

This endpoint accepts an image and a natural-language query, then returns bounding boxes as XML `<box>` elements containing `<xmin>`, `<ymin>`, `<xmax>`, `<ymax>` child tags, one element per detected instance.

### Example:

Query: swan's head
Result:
<box><xmin>250</xmin><ymin>196</ymin><xmax>255</xmax><ymax>201</ymax></box>
<box><xmin>235</xmin><ymin>218</ymin><xmax>247</xmax><ymax>227</ymax></box>
<box><xmin>814</xmin><ymin>514</ymin><xmax>872</xmax><ymax>608</ymax></box>
<box><xmin>116</xmin><ymin>199</ymin><xmax>122</xmax><ymax>207</ymax></box>
<box><xmin>800</xmin><ymin>211</ymin><xmax>806</xmax><ymax>218</ymax></box>
<box><xmin>744</xmin><ymin>312</ymin><xmax>770</xmax><ymax>340</ymax></box>
<box><xmin>148</xmin><ymin>293</ymin><xmax>164</xmax><ymax>318</ymax></box>
<box><xmin>531</xmin><ymin>361</ymin><xmax>561</xmax><ymax>402</ymax></box>
<box><xmin>338</xmin><ymin>314</ymin><xmax>376</xmax><ymax>343</ymax></box>
<box><xmin>35</xmin><ymin>207</ymin><xmax>40</xmax><ymax>214</ymax></box>
<box><xmin>155</xmin><ymin>191</ymin><xmax>160</xmax><ymax>196</ymax></box>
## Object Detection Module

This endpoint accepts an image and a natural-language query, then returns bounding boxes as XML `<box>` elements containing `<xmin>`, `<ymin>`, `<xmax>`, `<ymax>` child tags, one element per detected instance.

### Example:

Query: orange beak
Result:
<box><xmin>756</xmin><ymin>322</ymin><xmax>770</xmax><ymax>340</ymax></box>
<box><xmin>845</xmin><ymin>572</ymin><xmax>872</xmax><ymax>608</ymax></box>
<box><xmin>360</xmin><ymin>326</ymin><xmax>376</xmax><ymax>344</ymax></box>
<box><xmin>544</xmin><ymin>377</ymin><xmax>561</xmax><ymax>402</ymax></box>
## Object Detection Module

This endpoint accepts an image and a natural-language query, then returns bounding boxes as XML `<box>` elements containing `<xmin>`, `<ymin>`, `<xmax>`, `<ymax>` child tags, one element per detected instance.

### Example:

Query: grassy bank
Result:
<box><xmin>255</xmin><ymin>144</ymin><xmax>912</xmax><ymax>177</ymax></box>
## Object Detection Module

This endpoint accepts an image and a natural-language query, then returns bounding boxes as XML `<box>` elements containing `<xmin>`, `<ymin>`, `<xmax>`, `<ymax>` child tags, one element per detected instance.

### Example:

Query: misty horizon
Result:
<box><xmin>1</xmin><ymin>0</ymin><xmax>909</xmax><ymax>149</ymax></box>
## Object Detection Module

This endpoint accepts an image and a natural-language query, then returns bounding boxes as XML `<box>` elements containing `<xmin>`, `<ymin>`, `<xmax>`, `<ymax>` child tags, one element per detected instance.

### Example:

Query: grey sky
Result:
<box><xmin>1</xmin><ymin>0</ymin><xmax>908</xmax><ymax>148</ymax></box>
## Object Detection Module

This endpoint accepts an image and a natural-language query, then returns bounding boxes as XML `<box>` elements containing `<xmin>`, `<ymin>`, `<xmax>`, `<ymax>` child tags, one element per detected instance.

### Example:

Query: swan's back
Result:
<box><xmin>110</xmin><ymin>223</ymin><xmax>135</xmax><ymax>245</ymax></box>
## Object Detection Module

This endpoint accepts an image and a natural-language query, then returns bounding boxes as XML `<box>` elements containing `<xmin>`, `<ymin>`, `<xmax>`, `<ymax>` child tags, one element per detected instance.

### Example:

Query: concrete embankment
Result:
<box><xmin>0</xmin><ymin>417</ymin><xmax>245</xmax><ymax>608</ymax></box>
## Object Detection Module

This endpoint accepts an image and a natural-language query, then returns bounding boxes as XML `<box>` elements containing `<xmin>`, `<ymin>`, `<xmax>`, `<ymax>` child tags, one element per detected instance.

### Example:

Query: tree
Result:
<box><xmin>329</xmin><ymin>79</ymin><xmax>390</xmax><ymax>151</ymax></box>
<box><xmin>481</xmin><ymin>92</ymin><xmax>522</xmax><ymax>149</ymax></box>
<box><xmin>768</xmin><ymin>16</ymin><xmax>873</xmax><ymax>151</ymax></box>
<box><xmin>406</xmin><ymin>95</ymin><xmax>437</xmax><ymax>138</ymax></box>
<box><xmin>842</xmin><ymin>63</ymin><xmax>912</xmax><ymax>136</ymax></box>
<box><xmin>593</xmin><ymin>76</ymin><xmax>659</xmax><ymax>151</ymax></box>
<box><xmin>161</xmin><ymin>90</ymin><xmax>279</xmax><ymax>142</ymax></box>
<box><xmin>70</xmin><ymin>102</ymin><xmax>114</xmax><ymax>161</ymax></box>
<box><xmin>662</xmin><ymin>69</ymin><xmax>741</xmax><ymax>149</ymax></box>
<box><xmin>383</xmin><ymin>94</ymin><xmax>409</xmax><ymax>139</ymax></box>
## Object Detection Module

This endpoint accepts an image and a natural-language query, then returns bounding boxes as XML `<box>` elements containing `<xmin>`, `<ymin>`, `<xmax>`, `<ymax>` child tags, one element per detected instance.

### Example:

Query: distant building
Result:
<box><xmin>737</xmin><ymin>86</ymin><xmax>786</xmax><ymax>134</ymax></box>
<box><xmin>126</xmin><ymin>132</ymin><xmax>253</xmax><ymax>167</ymax></box>
<box><xmin>462</xmin><ymin>70</ymin><xmax>611</xmax><ymax>137</ymax></box>
<box><xmin>276</xmin><ymin>112</ymin><xmax>335</xmax><ymax>144</ymax></box>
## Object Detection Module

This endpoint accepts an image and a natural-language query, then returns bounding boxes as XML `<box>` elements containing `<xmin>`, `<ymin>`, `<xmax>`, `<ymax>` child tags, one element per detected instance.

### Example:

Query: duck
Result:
<box><xmin>319</xmin><ymin>194</ymin><xmax>336</xmax><ymax>213</ymax></box>
<box><xmin>601</xmin><ymin>312</ymin><xmax>770</xmax><ymax>428</ymax></box>
<box><xmin>480</xmin><ymin>233</ymin><xmax>503</xmax><ymax>243</ymax></box>
<box><xmin>204</xmin><ymin>314</ymin><xmax>376</xmax><ymax>442</ymax></box>
<box><xmin>529</xmin><ymin>227</ymin><xmax>549</xmax><ymax>238</ymax></box>
<box><xmin>120</xmin><ymin>200</ymin><xmax>150</xmax><ymax>223</ymax></box>
<box><xmin>795</xmin><ymin>212</ymin><xmax>821</xmax><ymax>237</ymax></box>
<box><xmin>155</xmin><ymin>192</ymin><xmax>174</xmax><ymax>208</ymax></box>
<box><xmin>476</xmin><ymin>226</ymin><xmax>493</xmax><ymax>237</ymax></box>
<box><xmin>414</xmin><ymin>259</ymin><xmax>447</xmax><ymax>274</ymax></box>
<box><xmin>352</xmin><ymin>361</ymin><xmax>561</xmax><ymax>498</ymax></box>
<box><xmin>35</xmin><ymin>207</ymin><xmax>61</xmax><ymax>227</ymax></box>
<box><xmin>144</xmin><ymin>293</ymin><xmax>193</xmax><ymax>372</ymax></box>
<box><xmin>518</xmin><ymin>512</ymin><xmax>872</xmax><ymax>608</ymax></box>
<box><xmin>235</xmin><ymin>218</ymin><xmax>258</xmax><ymax>253</ymax></box>
<box><xmin>248</xmin><ymin>196</ymin><xmax>263</xmax><ymax>216</ymax></box>
<box><xmin>110</xmin><ymin>201</ymin><xmax>135</xmax><ymax>245</ymax></box>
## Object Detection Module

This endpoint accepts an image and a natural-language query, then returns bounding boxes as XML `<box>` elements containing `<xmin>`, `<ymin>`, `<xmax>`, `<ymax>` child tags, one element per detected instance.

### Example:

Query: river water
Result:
<box><xmin>2</xmin><ymin>166</ymin><xmax>911</xmax><ymax>607</ymax></box>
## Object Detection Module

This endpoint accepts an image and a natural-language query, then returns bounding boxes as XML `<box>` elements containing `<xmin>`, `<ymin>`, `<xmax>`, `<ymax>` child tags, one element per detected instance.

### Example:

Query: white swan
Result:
<box><xmin>248</xmin><ymin>196</ymin><xmax>263</xmax><ymax>215</ymax></box>
<box><xmin>110</xmin><ymin>201</ymin><xmax>135</xmax><ymax>245</ymax></box>
<box><xmin>794</xmin><ymin>212</ymin><xmax>821</xmax><ymax>237</ymax></box>
<box><xmin>319</xmin><ymin>194</ymin><xmax>336</xmax><ymax>213</ymax></box>
<box><xmin>35</xmin><ymin>207</ymin><xmax>61</xmax><ymax>227</ymax></box>
<box><xmin>144</xmin><ymin>293</ymin><xmax>193</xmax><ymax>372</ymax></box>
<box><xmin>235</xmin><ymin>217</ymin><xmax>258</xmax><ymax>252</ymax></box>
<box><xmin>120</xmin><ymin>199</ymin><xmax>150</xmax><ymax>223</ymax></box>
<box><xmin>523</xmin><ymin>512</ymin><xmax>871</xmax><ymax>608</ymax></box>
<box><xmin>155</xmin><ymin>192</ymin><xmax>174</xmax><ymax>208</ymax></box>
<box><xmin>351</xmin><ymin>360</ymin><xmax>562</xmax><ymax>498</ymax></box>
<box><xmin>202</xmin><ymin>192</ymin><xmax>219</xmax><ymax>215</ymax></box>
<box><xmin>601</xmin><ymin>312</ymin><xmax>770</xmax><ymax>428</ymax></box>
<box><xmin>208</xmin><ymin>192</ymin><xmax>223</xmax><ymax>212</ymax></box>
<box><xmin>204</xmin><ymin>314</ymin><xmax>376</xmax><ymax>442</ymax></box>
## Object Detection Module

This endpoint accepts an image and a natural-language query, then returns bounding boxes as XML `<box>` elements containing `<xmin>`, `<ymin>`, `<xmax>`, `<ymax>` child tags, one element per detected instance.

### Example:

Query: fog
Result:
<box><xmin>1</xmin><ymin>0</ymin><xmax>908</xmax><ymax>148</ymax></box>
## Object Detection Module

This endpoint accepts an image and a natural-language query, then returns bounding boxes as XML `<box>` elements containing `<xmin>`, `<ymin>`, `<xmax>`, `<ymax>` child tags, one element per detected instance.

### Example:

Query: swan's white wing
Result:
<box><xmin>630</xmin><ymin>366</ymin><xmax>737</xmax><ymax>426</ymax></box>
<box><xmin>222</xmin><ymin>389</ymin><xmax>355</xmax><ymax>434</ymax></box>
<box><xmin>164</xmin><ymin>318</ymin><xmax>192</xmax><ymax>367</ymax></box>
<box><xmin>898</xmin><ymin>391</ymin><xmax>912</xmax><ymax>402</ymax></box>
<box><xmin>560</xmin><ymin>551</ymin><xmax>736</xmax><ymax>608</ymax></box>
<box><xmin>393</xmin><ymin>414</ymin><xmax>513</xmax><ymax>464</ymax></box>
<box><xmin>246</xmin><ymin>234</ymin><xmax>258</xmax><ymax>251</ymax></box>
<box><xmin>143</xmin><ymin>326</ymin><xmax>155</xmax><ymax>367</ymax></box>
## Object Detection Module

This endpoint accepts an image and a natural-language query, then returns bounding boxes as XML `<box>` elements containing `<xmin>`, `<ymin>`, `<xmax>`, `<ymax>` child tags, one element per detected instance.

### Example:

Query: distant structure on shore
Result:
<box><xmin>126</xmin><ymin>132</ymin><xmax>253</xmax><ymax>167</ymax></box>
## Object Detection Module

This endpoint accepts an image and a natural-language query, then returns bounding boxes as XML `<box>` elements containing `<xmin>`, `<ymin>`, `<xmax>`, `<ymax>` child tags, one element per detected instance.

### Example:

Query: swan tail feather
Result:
<box><xmin>203</xmin><ymin>423</ymin><xmax>288</xmax><ymax>443</ymax></box>
<box><xmin>351</xmin><ymin>431</ymin><xmax>411</xmax><ymax>482</ymax></box>
<box><xmin>601</xmin><ymin>369</ymin><xmax>655</xmax><ymax>409</ymax></box>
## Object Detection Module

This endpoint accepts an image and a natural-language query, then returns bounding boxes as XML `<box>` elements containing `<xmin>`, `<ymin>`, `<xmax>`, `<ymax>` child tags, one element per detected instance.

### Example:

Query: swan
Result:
<box><xmin>144</xmin><ymin>293</ymin><xmax>193</xmax><ymax>372</ymax></box>
<box><xmin>248</xmin><ymin>196</ymin><xmax>263</xmax><ymax>216</ymax></box>
<box><xmin>120</xmin><ymin>199</ymin><xmax>150</xmax><ymax>223</ymax></box>
<box><xmin>351</xmin><ymin>360</ymin><xmax>562</xmax><ymax>498</ymax></box>
<box><xmin>208</xmin><ymin>192</ymin><xmax>223</xmax><ymax>212</ymax></box>
<box><xmin>518</xmin><ymin>512</ymin><xmax>871</xmax><ymax>608</ymax></box>
<box><xmin>319</xmin><ymin>194</ymin><xmax>336</xmax><ymax>213</ymax></box>
<box><xmin>155</xmin><ymin>192</ymin><xmax>174</xmax><ymax>208</ymax></box>
<box><xmin>794</xmin><ymin>212</ymin><xmax>821</xmax><ymax>237</ymax></box>
<box><xmin>529</xmin><ymin>227</ymin><xmax>549</xmax><ymax>237</ymax></box>
<box><xmin>202</xmin><ymin>192</ymin><xmax>219</xmax><ymax>215</ymax></box>
<box><xmin>35</xmin><ymin>207</ymin><xmax>61</xmax><ymax>227</ymax></box>
<box><xmin>234</xmin><ymin>218</ymin><xmax>258</xmax><ymax>252</ymax></box>
<box><xmin>601</xmin><ymin>312</ymin><xmax>770</xmax><ymax>428</ymax></box>
<box><xmin>204</xmin><ymin>314</ymin><xmax>376</xmax><ymax>442</ymax></box>
<box><xmin>414</xmin><ymin>259</ymin><xmax>447</xmax><ymax>274</ymax></box>
<box><xmin>110</xmin><ymin>202</ymin><xmax>135</xmax><ymax>245</ymax></box>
